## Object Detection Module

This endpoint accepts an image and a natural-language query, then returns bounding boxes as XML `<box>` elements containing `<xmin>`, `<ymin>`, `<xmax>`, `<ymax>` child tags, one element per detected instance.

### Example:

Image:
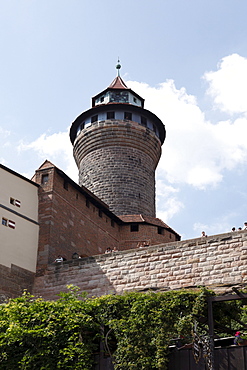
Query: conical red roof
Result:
<box><xmin>108</xmin><ymin>76</ymin><xmax>128</xmax><ymax>89</ymax></box>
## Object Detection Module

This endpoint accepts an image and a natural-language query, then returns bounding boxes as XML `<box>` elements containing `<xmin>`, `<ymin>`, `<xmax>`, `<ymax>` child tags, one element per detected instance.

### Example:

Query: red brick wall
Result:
<box><xmin>119</xmin><ymin>223</ymin><xmax>178</xmax><ymax>250</ymax></box>
<box><xmin>0</xmin><ymin>263</ymin><xmax>34</xmax><ymax>301</ymax></box>
<box><xmin>35</xmin><ymin>165</ymin><xmax>121</xmax><ymax>274</ymax></box>
<box><xmin>34</xmin><ymin>162</ymin><xmax>179</xmax><ymax>278</ymax></box>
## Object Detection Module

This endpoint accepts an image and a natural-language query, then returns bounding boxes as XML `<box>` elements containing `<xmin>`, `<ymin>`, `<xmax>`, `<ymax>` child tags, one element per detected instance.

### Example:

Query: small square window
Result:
<box><xmin>2</xmin><ymin>218</ymin><xmax>8</xmax><ymax>226</ymax></box>
<box><xmin>130</xmin><ymin>224</ymin><xmax>139</xmax><ymax>232</ymax></box>
<box><xmin>100</xmin><ymin>96</ymin><xmax>104</xmax><ymax>103</ymax></box>
<box><xmin>63</xmin><ymin>180</ymin><xmax>68</xmax><ymax>190</ymax></box>
<box><xmin>91</xmin><ymin>115</ymin><xmax>98</xmax><ymax>123</ymax></box>
<box><xmin>107</xmin><ymin>111</ymin><xmax>115</xmax><ymax>119</ymax></box>
<box><xmin>124</xmin><ymin>112</ymin><xmax>132</xmax><ymax>120</ymax></box>
<box><xmin>10</xmin><ymin>197</ymin><xmax>15</xmax><ymax>205</ymax></box>
<box><xmin>141</xmin><ymin>116</ymin><xmax>147</xmax><ymax>126</ymax></box>
<box><xmin>41</xmin><ymin>174</ymin><xmax>49</xmax><ymax>185</ymax></box>
<box><xmin>158</xmin><ymin>227</ymin><xmax>164</xmax><ymax>235</ymax></box>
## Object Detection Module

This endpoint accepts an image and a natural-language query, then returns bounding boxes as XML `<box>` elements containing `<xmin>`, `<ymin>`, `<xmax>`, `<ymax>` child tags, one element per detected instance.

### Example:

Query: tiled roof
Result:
<box><xmin>108</xmin><ymin>76</ymin><xmax>128</xmax><ymax>89</ymax></box>
<box><xmin>119</xmin><ymin>214</ymin><xmax>180</xmax><ymax>237</ymax></box>
<box><xmin>118</xmin><ymin>214</ymin><xmax>169</xmax><ymax>228</ymax></box>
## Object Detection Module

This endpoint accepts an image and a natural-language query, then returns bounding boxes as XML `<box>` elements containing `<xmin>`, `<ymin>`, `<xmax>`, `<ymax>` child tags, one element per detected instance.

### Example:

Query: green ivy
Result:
<box><xmin>0</xmin><ymin>287</ymin><xmax>245</xmax><ymax>369</ymax></box>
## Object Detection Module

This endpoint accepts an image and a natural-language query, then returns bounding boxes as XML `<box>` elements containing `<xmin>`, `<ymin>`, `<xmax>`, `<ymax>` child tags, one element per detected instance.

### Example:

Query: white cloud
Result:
<box><xmin>128</xmin><ymin>58</ymin><xmax>247</xmax><ymax>191</ymax></box>
<box><xmin>204</xmin><ymin>54</ymin><xmax>247</xmax><ymax>114</ymax></box>
<box><xmin>18</xmin><ymin>128</ymin><xmax>78</xmax><ymax>181</ymax></box>
<box><xmin>156</xmin><ymin>179</ymin><xmax>184</xmax><ymax>222</ymax></box>
<box><xmin>193</xmin><ymin>211</ymin><xmax>239</xmax><ymax>237</ymax></box>
<box><xmin>156</xmin><ymin>197</ymin><xmax>184</xmax><ymax>223</ymax></box>
<box><xmin>0</xmin><ymin>127</ymin><xmax>11</xmax><ymax>137</ymax></box>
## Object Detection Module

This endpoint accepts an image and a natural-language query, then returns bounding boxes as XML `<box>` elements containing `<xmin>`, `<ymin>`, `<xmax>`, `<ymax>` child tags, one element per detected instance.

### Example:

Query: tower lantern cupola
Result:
<box><xmin>70</xmin><ymin>65</ymin><xmax>166</xmax><ymax>217</ymax></box>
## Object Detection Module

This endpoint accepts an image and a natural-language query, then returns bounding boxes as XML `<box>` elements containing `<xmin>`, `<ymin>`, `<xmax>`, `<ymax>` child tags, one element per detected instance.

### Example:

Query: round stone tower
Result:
<box><xmin>70</xmin><ymin>64</ymin><xmax>166</xmax><ymax>217</ymax></box>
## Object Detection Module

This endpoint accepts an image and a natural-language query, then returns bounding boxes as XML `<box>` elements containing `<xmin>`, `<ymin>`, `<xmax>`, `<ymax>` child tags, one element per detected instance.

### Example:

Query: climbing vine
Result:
<box><xmin>0</xmin><ymin>287</ymin><xmax>245</xmax><ymax>369</ymax></box>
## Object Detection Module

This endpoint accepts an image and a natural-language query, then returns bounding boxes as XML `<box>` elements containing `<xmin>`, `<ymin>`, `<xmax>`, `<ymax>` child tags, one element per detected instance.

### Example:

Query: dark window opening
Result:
<box><xmin>2</xmin><ymin>218</ymin><xmax>7</xmax><ymax>226</ymax></box>
<box><xmin>158</xmin><ymin>227</ymin><xmax>164</xmax><ymax>235</ymax></box>
<box><xmin>107</xmin><ymin>111</ymin><xmax>115</xmax><ymax>119</ymax></box>
<box><xmin>100</xmin><ymin>96</ymin><xmax>104</xmax><ymax>103</ymax></box>
<box><xmin>98</xmin><ymin>209</ymin><xmax>102</xmax><ymax>218</ymax></box>
<box><xmin>63</xmin><ymin>180</ymin><xmax>68</xmax><ymax>190</ymax></box>
<box><xmin>133</xmin><ymin>97</ymin><xmax>137</xmax><ymax>103</ymax></box>
<box><xmin>141</xmin><ymin>116</ymin><xmax>147</xmax><ymax>126</ymax></box>
<box><xmin>76</xmin><ymin>193</ymin><xmax>79</xmax><ymax>199</ymax></box>
<box><xmin>86</xmin><ymin>199</ymin><xmax>90</xmax><ymax>208</ymax></box>
<box><xmin>130</xmin><ymin>224</ymin><xmax>139</xmax><ymax>232</ymax></box>
<box><xmin>111</xmin><ymin>220</ymin><xmax>115</xmax><ymax>228</ymax></box>
<box><xmin>91</xmin><ymin>115</ymin><xmax>98</xmax><ymax>123</ymax></box>
<box><xmin>41</xmin><ymin>174</ymin><xmax>49</xmax><ymax>185</ymax></box>
<box><xmin>124</xmin><ymin>112</ymin><xmax>132</xmax><ymax>120</ymax></box>
<box><xmin>9</xmin><ymin>198</ymin><xmax>21</xmax><ymax>207</ymax></box>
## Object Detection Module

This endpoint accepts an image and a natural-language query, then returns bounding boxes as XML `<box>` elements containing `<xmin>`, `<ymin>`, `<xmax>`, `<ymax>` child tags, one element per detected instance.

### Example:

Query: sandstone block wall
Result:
<box><xmin>0</xmin><ymin>263</ymin><xmax>35</xmax><ymax>302</ymax></box>
<box><xmin>33</xmin><ymin>230</ymin><xmax>247</xmax><ymax>300</ymax></box>
<box><xmin>73</xmin><ymin>121</ymin><xmax>161</xmax><ymax>216</ymax></box>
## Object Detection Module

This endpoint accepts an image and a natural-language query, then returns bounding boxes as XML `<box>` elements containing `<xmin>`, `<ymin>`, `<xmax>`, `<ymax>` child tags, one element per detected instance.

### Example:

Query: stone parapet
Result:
<box><xmin>33</xmin><ymin>231</ymin><xmax>247</xmax><ymax>300</ymax></box>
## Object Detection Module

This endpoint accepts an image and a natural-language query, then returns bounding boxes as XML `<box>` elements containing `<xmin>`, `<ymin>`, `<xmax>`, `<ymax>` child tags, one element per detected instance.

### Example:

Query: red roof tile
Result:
<box><xmin>108</xmin><ymin>76</ymin><xmax>128</xmax><ymax>89</ymax></box>
<box><xmin>118</xmin><ymin>214</ymin><xmax>166</xmax><ymax>227</ymax></box>
<box><xmin>118</xmin><ymin>214</ymin><xmax>180</xmax><ymax>237</ymax></box>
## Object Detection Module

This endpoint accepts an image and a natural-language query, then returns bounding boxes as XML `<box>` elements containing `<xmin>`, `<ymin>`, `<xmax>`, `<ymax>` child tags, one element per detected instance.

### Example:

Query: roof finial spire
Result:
<box><xmin>116</xmin><ymin>58</ymin><xmax>121</xmax><ymax>76</ymax></box>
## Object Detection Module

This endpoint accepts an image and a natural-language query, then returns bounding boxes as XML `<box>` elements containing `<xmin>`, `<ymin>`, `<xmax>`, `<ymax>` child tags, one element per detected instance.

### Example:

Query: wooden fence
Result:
<box><xmin>94</xmin><ymin>345</ymin><xmax>247</xmax><ymax>369</ymax></box>
<box><xmin>168</xmin><ymin>345</ymin><xmax>247</xmax><ymax>370</ymax></box>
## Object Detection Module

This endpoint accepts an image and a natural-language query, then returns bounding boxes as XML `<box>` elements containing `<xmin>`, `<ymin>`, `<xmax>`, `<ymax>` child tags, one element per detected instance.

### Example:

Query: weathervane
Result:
<box><xmin>116</xmin><ymin>58</ymin><xmax>121</xmax><ymax>76</ymax></box>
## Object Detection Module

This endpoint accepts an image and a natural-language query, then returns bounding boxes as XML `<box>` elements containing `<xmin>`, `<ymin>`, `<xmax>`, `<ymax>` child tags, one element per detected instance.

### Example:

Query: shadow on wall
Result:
<box><xmin>33</xmin><ymin>253</ymin><xmax>119</xmax><ymax>300</ymax></box>
<box><xmin>33</xmin><ymin>230</ymin><xmax>247</xmax><ymax>301</ymax></box>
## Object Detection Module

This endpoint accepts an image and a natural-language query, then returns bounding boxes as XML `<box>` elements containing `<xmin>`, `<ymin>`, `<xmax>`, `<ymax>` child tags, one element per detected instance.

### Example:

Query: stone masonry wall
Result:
<box><xmin>0</xmin><ymin>263</ymin><xmax>35</xmax><ymax>302</ymax></box>
<box><xmin>73</xmin><ymin>120</ymin><xmax>161</xmax><ymax>216</ymax></box>
<box><xmin>33</xmin><ymin>230</ymin><xmax>247</xmax><ymax>300</ymax></box>
<box><xmin>35</xmin><ymin>167</ymin><xmax>120</xmax><ymax>273</ymax></box>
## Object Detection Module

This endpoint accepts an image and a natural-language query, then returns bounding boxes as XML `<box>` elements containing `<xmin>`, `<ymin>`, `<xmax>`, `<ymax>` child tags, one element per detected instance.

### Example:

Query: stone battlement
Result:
<box><xmin>33</xmin><ymin>230</ymin><xmax>247</xmax><ymax>300</ymax></box>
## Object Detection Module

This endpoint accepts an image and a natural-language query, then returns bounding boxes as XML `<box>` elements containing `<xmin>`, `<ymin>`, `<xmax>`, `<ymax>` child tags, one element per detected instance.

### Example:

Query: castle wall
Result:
<box><xmin>33</xmin><ymin>162</ymin><xmax>179</xmax><ymax>277</ymax></box>
<box><xmin>0</xmin><ymin>263</ymin><xmax>35</xmax><ymax>302</ymax></box>
<box><xmin>33</xmin><ymin>230</ymin><xmax>247</xmax><ymax>300</ymax></box>
<box><xmin>119</xmin><ymin>223</ymin><xmax>177</xmax><ymax>250</ymax></box>
<box><xmin>34</xmin><ymin>165</ymin><xmax>121</xmax><ymax>274</ymax></box>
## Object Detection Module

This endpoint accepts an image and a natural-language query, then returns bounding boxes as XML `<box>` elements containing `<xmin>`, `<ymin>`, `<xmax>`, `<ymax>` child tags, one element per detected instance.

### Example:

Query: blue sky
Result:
<box><xmin>1</xmin><ymin>0</ymin><xmax>247</xmax><ymax>240</ymax></box>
